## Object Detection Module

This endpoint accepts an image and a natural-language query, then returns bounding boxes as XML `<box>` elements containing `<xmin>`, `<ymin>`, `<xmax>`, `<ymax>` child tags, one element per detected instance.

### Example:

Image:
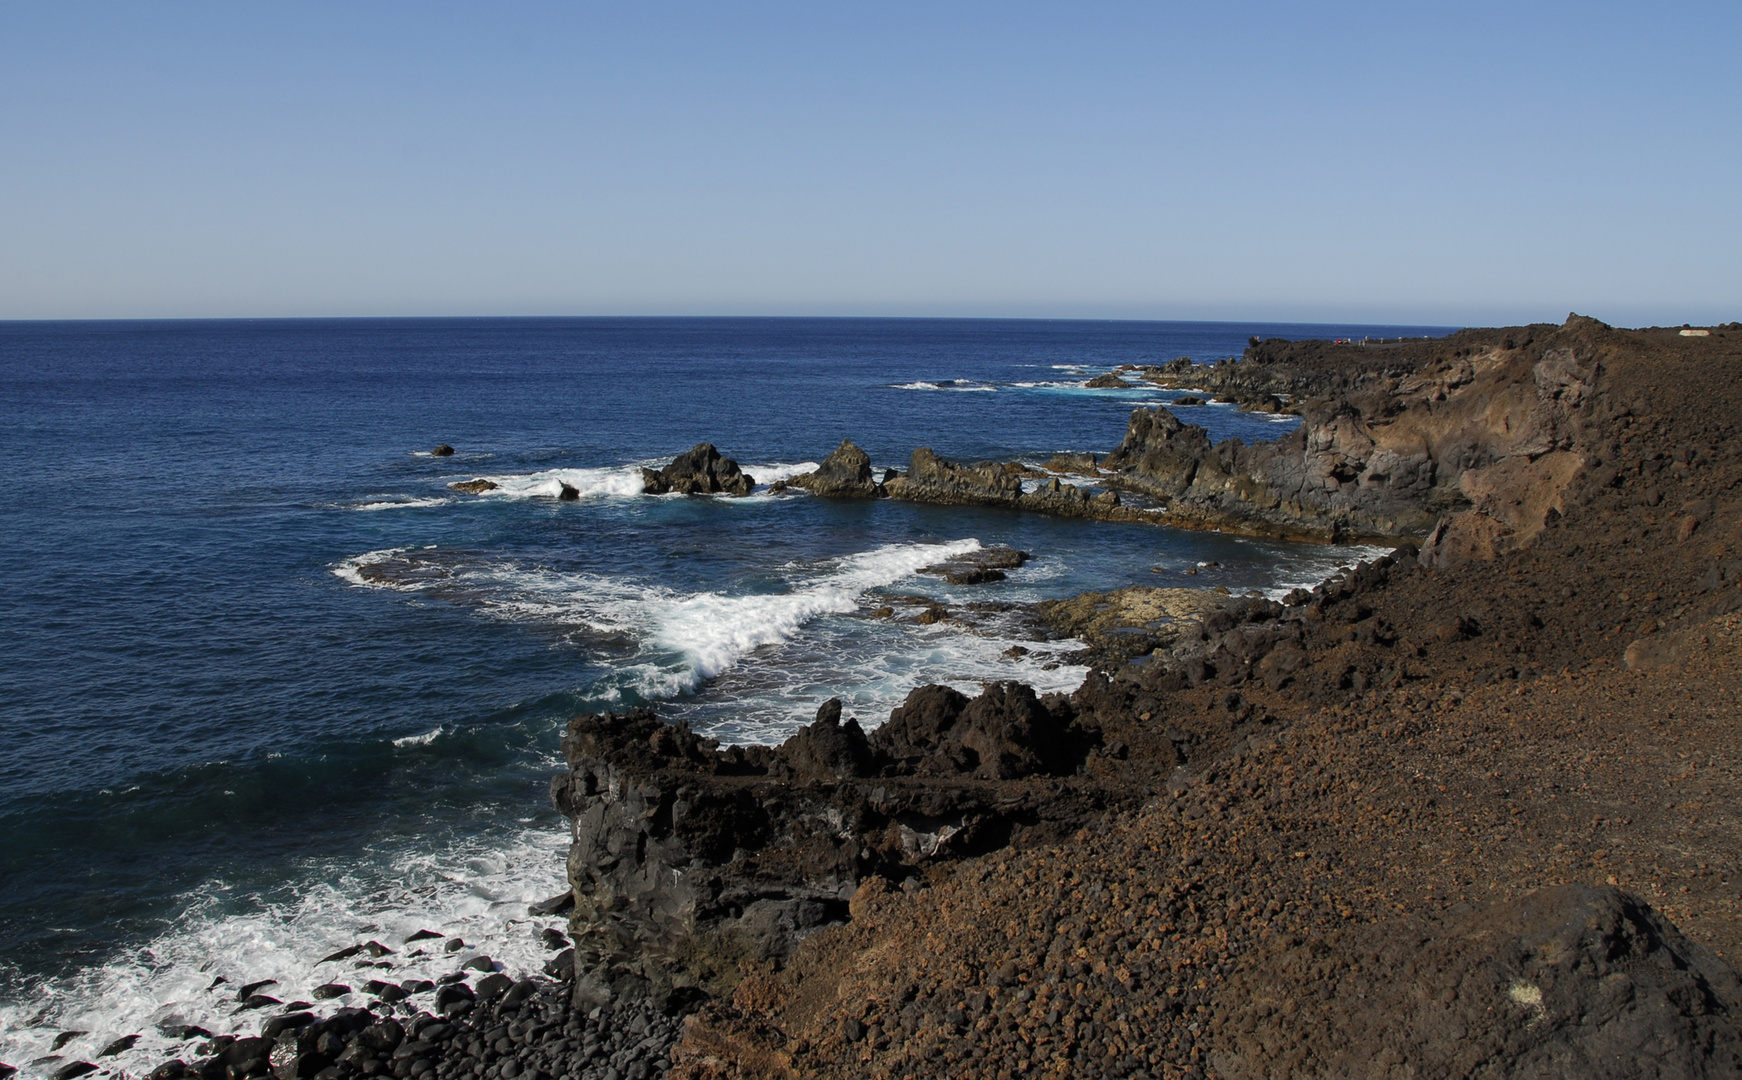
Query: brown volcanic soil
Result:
<box><xmin>666</xmin><ymin>322</ymin><xmax>1742</xmax><ymax>1079</ymax></box>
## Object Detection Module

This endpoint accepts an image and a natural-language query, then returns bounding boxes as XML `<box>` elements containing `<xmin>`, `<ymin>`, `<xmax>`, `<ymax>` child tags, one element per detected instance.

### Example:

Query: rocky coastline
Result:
<box><xmin>29</xmin><ymin>316</ymin><xmax>1742</xmax><ymax>1080</ymax></box>
<box><xmin>493</xmin><ymin>315</ymin><xmax>1614</xmax><ymax>553</ymax></box>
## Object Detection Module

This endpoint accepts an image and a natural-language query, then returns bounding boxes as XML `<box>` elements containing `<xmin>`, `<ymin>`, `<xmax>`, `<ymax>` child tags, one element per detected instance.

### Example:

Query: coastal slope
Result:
<box><xmin>649</xmin><ymin>317</ymin><xmax>1742</xmax><ymax>1078</ymax></box>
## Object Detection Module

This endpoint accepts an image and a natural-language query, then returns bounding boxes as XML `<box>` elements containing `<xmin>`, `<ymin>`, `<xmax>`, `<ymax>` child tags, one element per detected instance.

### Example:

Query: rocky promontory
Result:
<box><xmin>1092</xmin><ymin>320</ymin><xmax>1605</xmax><ymax>543</ymax></box>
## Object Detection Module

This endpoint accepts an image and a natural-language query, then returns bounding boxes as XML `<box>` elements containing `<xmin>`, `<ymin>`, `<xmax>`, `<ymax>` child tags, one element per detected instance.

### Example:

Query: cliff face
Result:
<box><xmin>1103</xmin><ymin>315</ymin><xmax>1606</xmax><ymax>544</ymax></box>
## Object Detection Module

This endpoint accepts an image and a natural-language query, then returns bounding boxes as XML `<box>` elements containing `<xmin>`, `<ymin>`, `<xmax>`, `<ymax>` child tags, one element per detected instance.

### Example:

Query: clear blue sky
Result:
<box><xmin>2</xmin><ymin>2</ymin><xmax>1736</xmax><ymax>325</ymax></box>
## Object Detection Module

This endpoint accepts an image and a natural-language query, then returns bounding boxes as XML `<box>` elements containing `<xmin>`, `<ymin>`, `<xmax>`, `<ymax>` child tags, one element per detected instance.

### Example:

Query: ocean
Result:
<box><xmin>0</xmin><ymin>316</ymin><xmax>1451</xmax><ymax>1072</ymax></box>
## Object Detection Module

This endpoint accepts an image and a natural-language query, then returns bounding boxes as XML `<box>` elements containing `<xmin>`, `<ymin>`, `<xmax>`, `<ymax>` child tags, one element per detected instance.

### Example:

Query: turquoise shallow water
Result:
<box><xmin>0</xmin><ymin>316</ymin><xmax>1448</xmax><ymax>1071</ymax></box>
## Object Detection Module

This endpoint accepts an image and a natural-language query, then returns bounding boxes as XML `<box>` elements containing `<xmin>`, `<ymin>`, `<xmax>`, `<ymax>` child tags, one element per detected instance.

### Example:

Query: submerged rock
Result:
<box><xmin>431</xmin><ymin>444</ymin><xmax>455</xmax><ymax>457</ymax></box>
<box><xmin>447</xmin><ymin>478</ymin><xmax>497</xmax><ymax>494</ymax></box>
<box><xmin>919</xmin><ymin>546</ymin><xmax>1030</xmax><ymax>585</ymax></box>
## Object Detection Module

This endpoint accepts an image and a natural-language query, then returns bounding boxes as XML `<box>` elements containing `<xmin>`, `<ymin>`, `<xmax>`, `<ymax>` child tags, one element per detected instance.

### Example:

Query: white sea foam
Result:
<box><xmin>678</xmin><ymin>617</ymin><xmax>1091</xmax><ymax>746</ymax></box>
<box><xmin>0</xmin><ymin>822</ymin><xmax>571</xmax><ymax>1080</ymax></box>
<box><xmin>1255</xmin><ymin>544</ymin><xmax>1396</xmax><ymax>601</ymax></box>
<box><xmin>647</xmin><ymin>539</ymin><xmax>982</xmax><ymax>689</ymax></box>
<box><xmin>887</xmin><ymin>381</ymin><xmax>996</xmax><ymax>392</ymax></box>
<box><xmin>462</xmin><ymin>465</ymin><xmax>650</xmax><ymax>500</ymax></box>
<box><xmin>391</xmin><ymin>726</ymin><xmax>444</xmax><ymax>748</ymax></box>
<box><xmin>354</xmin><ymin>497</ymin><xmax>452</xmax><ymax>512</ymax></box>
<box><xmin>741</xmin><ymin>461</ymin><xmax>819</xmax><ymax>486</ymax></box>
<box><xmin>1018</xmin><ymin>475</ymin><xmax>1099</xmax><ymax>494</ymax></box>
<box><xmin>334</xmin><ymin>539</ymin><xmax>991</xmax><ymax>702</ymax></box>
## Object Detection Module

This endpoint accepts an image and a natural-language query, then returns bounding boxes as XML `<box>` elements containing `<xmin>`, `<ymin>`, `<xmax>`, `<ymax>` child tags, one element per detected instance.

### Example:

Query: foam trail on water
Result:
<box><xmin>354</xmin><ymin>497</ymin><xmax>452</xmax><ymax>512</ymax></box>
<box><xmin>0</xmin><ymin>822</ymin><xmax>571</xmax><ymax>1080</ymax></box>
<box><xmin>740</xmin><ymin>461</ymin><xmax>818</xmax><ymax>486</ymax></box>
<box><xmin>887</xmin><ymin>381</ymin><xmax>996</xmax><ymax>392</ymax></box>
<box><xmin>646</xmin><ymin>539</ymin><xmax>981</xmax><ymax>689</ymax></box>
<box><xmin>335</xmin><ymin>540</ymin><xmax>988</xmax><ymax>701</ymax></box>
<box><xmin>461</xmin><ymin>465</ymin><xmax>649</xmax><ymax>500</ymax></box>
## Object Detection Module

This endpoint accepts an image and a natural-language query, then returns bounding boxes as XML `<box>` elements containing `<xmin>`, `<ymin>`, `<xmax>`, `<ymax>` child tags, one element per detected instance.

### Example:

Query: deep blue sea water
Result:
<box><xmin>0</xmin><ymin>317</ymin><xmax>1451</xmax><ymax>1070</ymax></box>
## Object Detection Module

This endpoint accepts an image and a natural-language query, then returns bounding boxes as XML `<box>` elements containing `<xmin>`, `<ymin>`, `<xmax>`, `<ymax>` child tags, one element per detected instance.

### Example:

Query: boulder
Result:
<box><xmin>431</xmin><ymin>444</ymin><xmax>455</xmax><ymax>457</ymax></box>
<box><xmin>447</xmin><ymin>479</ymin><xmax>497</xmax><ymax>495</ymax></box>
<box><xmin>780</xmin><ymin>699</ymin><xmax>876</xmax><ymax>781</ymax></box>
<box><xmin>641</xmin><ymin>444</ymin><xmax>755</xmax><ymax>496</ymax></box>
<box><xmin>791</xmin><ymin>440</ymin><xmax>881</xmax><ymax>499</ymax></box>
<box><xmin>919</xmin><ymin>546</ymin><xmax>1029</xmax><ymax>585</ymax></box>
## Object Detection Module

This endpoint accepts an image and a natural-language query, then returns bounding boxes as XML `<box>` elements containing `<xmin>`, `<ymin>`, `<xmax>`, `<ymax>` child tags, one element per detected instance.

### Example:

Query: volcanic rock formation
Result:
<box><xmin>642</xmin><ymin>444</ymin><xmax>756</xmax><ymax>496</ymax></box>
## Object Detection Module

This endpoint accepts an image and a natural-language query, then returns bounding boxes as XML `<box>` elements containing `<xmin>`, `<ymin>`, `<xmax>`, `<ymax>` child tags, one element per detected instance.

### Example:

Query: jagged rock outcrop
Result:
<box><xmin>549</xmin><ymin>687</ymin><xmax>1112</xmax><ymax>1008</ymax></box>
<box><xmin>790</xmin><ymin>440</ymin><xmax>882</xmax><ymax>498</ymax></box>
<box><xmin>882</xmin><ymin>448</ymin><xmax>1026</xmax><ymax>506</ymax></box>
<box><xmin>878</xmin><ymin>448</ymin><xmax>1138</xmax><ymax>521</ymax></box>
<box><xmin>642</xmin><ymin>444</ymin><xmax>755</xmax><ymax>496</ymax></box>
